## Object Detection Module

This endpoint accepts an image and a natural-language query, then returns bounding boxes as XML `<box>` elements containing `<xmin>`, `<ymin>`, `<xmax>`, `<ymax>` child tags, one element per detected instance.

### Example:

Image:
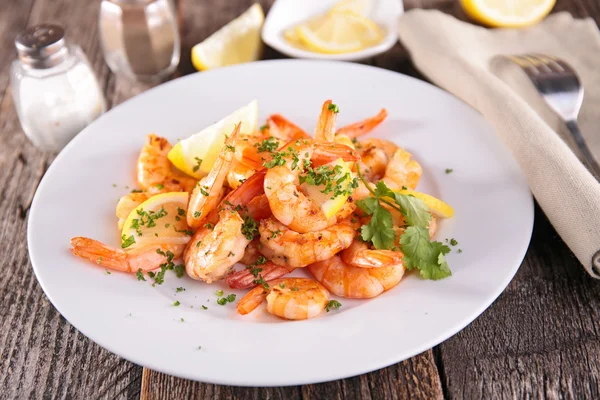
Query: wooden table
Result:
<box><xmin>1</xmin><ymin>0</ymin><xmax>599</xmax><ymax>398</ymax></box>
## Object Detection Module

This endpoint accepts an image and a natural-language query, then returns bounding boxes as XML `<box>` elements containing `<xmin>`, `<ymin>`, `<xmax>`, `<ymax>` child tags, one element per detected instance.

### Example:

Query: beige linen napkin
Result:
<box><xmin>397</xmin><ymin>11</ymin><xmax>600</xmax><ymax>278</ymax></box>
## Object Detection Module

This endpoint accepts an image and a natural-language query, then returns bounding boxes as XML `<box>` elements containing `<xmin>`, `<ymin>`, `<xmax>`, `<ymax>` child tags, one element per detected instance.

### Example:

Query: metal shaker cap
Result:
<box><xmin>15</xmin><ymin>24</ymin><xmax>69</xmax><ymax>69</ymax></box>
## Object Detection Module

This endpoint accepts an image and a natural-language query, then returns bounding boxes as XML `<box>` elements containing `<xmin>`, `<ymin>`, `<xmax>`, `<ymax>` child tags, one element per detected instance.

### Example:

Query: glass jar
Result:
<box><xmin>98</xmin><ymin>0</ymin><xmax>180</xmax><ymax>81</ymax></box>
<box><xmin>10</xmin><ymin>24</ymin><xmax>107</xmax><ymax>152</ymax></box>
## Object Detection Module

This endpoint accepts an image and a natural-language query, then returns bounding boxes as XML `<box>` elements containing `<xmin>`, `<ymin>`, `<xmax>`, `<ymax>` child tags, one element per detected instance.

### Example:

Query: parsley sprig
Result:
<box><xmin>355</xmin><ymin>168</ymin><xmax>451</xmax><ymax>280</ymax></box>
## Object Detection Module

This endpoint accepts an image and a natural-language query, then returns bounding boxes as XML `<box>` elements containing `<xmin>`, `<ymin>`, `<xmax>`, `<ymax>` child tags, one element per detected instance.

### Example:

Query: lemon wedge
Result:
<box><xmin>334</xmin><ymin>134</ymin><xmax>355</xmax><ymax>149</ymax></box>
<box><xmin>191</xmin><ymin>3</ymin><xmax>264</xmax><ymax>71</ymax></box>
<box><xmin>460</xmin><ymin>0</ymin><xmax>556</xmax><ymax>28</ymax></box>
<box><xmin>329</xmin><ymin>0</ymin><xmax>372</xmax><ymax>16</ymax></box>
<box><xmin>397</xmin><ymin>189</ymin><xmax>454</xmax><ymax>219</ymax></box>
<box><xmin>301</xmin><ymin>158</ymin><xmax>354</xmax><ymax>219</ymax></box>
<box><xmin>295</xmin><ymin>12</ymin><xmax>384</xmax><ymax>54</ymax></box>
<box><xmin>121</xmin><ymin>192</ymin><xmax>191</xmax><ymax>250</ymax></box>
<box><xmin>168</xmin><ymin>100</ymin><xmax>258</xmax><ymax>179</ymax></box>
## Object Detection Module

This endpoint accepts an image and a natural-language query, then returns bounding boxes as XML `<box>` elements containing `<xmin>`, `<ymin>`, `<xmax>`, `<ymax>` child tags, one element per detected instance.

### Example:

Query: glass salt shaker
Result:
<box><xmin>98</xmin><ymin>0</ymin><xmax>180</xmax><ymax>81</ymax></box>
<box><xmin>10</xmin><ymin>24</ymin><xmax>107</xmax><ymax>153</ymax></box>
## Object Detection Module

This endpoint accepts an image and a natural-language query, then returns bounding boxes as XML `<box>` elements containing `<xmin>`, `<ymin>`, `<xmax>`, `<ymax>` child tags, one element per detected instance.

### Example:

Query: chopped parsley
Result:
<box><xmin>259</xmin><ymin>124</ymin><xmax>268</xmax><ymax>131</ymax></box>
<box><xmin>130</xmin><ymin>207</ymin><xmax>168</xmax><ymax>236</ymax></box>
<box><xmin>193</xmin><ymin>157</ymin><xmax>203</xmax><ymax>172</ymax></box>
<box><xmin>225</xmin><ymin>144</ymin><xmax>235</xmax><ymax>152</ymax></box>
<box><xmin>458</xmin><ymin>249</ymin><xmax>463</xmax><ymax>253</ymax></box>
<box><xmin>203</xmin><ymin>223</ymin><xmax>214</xmax><ymax>230</ymax></box>
<box><xmin>201</xmin><ymin>305</ymin><xmax>208</xmax><ymax>310</ymax></box>
<box><xmin>241</xmin><ymin>215</ymin><xmax>259</xmax><ymax>240</ymax></box>
<box><xmin>200</xmin><ymin>186</ymin><xmax>210</xmax><ymax>196</ymax></box>
<box><xmin>105</xmin><ymin>269</ymin><xmax>111</xmax><ymax>275</ymax></box>
<box><xmin>180</xmin><ymin>318</ymin><xmax>185</xmax><ymax>322</ymax></box>
<box><xmin>151</xmin><ymin>249</ymin><xmax>184</xmax><ymax>285</ymax></box>
<box><xmin>216</xmin><ymin>292</ymin><xmax>236</xmax><ymax>306</ymax></box>
<box><xmin>327</xmin><ymin>103</ymin><xmax>340</xmax><ymax>113</ymax></box>
<box><xmin>130</xmin><ymin>189</ymin><xmax>143</xmax><ymax>193</ymax></box>
<box><xmin>173</xmin><ymin>300</ymin><xmax>181</xmax><ymax>306</ymax></box>
<box><xmin>445</xmin><ymin>168</ymin><xmax>453</xmax><ymax>174</ymax></box>
<box><xmin>136</xmin><ymin>269</ymin><xmax>146</xmax><ymax>281</ymax></box>
<box><xmin>177</xmin><ymin>207</ymin><xmax>186</xmax><ymax>217</ymax></box>
<box><xmin>254</xmin><ymin>137</ymin><xmax>280</xmax><ymax>153</ymax></box>
<box><xmin>299</xmin><ymin>164</ymin><xmax>358</xmax><ymax>200</ymax></box>
<box><xmin>325</xmin><ymin>300</ymin><xmax>342</xmax><ymax>312</ymax></box>
<box><xmin>291</xmin><ymin>286</ymin><xmax>299</xmax><ymax>291</ymax></box>
<box><xmin>155</xmin><ymin>183</ymin><xmax>164</xmax><ymax>190</ymax></box>
<box><xmin>450</xmin><ymin>238</ymin><xmax>458</xmax><ymax>246</ymax></box>
<box><xmin>279</xmin><ymin>283</ymin><xmax>285</xmax><ymax>289</ymax></box>
<box><xmin>176</xmin><ymin>287</ymin><xmax>185</xmax><ymax>293</ymax></box>
<box><xmin>121</xmin><ymin>234</ymin><xmax>136</xmax><ymax>249</ymax></box>
<box><xmin>96</xmin><ymin>257</ymin><xmax>103</xmax><ymax>265</ymax></box>
<box><xmin>270</xmin><ymin>229</ymin><xmax>282</xmax><ymax>238</ymax></box>
<box><xmin>356</xmin><ymin>172</ymin><xmax>452</xmax><ymax>280</ymax></box>
<box><xmin>215</xmin><ymin>289</ymin><xmax>224</xmax><ymax>297</ymax></box>
<box><xmin>193</xmin><ymin>211</ymin><xmax>201</xmax><ymax>218</ymax></box>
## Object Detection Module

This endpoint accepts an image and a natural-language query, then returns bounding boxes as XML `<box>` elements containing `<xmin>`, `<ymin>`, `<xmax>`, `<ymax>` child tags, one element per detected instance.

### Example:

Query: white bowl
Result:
<box><xmin>262</xmin><ymin>0</ymin><xmax>403</xmax><ymax>61</ymax></box>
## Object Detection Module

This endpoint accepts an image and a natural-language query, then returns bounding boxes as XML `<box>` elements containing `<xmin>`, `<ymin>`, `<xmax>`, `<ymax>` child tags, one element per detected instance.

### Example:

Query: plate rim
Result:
<box><xmin>27</xmin><ymin>59</ymin><xmax>534</xmax><ymax>386</ymax></box>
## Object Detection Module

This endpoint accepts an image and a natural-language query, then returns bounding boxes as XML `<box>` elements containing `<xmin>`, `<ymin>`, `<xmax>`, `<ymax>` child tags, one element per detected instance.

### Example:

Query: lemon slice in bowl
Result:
<box><xmin>168</xmin><ymin>100</ymin><xmax>258</xmax><ymax>179</ymax></box>
<box><xmin>460</xmin><ymin>0</ymin><xmax>556</xmax><ymax>28</ymax></box>
<box><xmin>301</xmin><ymin>158</ymin><xmax>355</xmax><ymax>219</ymax></box>
<box><xmin>191</xmin><ymin>3</ymin><xmax>264</xmax><ymax>71</ymax></box>
<box><xmin>329</xmin><ymin>0</ymin><xmax>372</xmax><ymax>16</ymax></box>
<box><xmin>121</xmin><ymin>192</ymin><xmax>191</xmax><ymax>250</ymax></box>
<box><xmin>397</xmin><ymin>189</ymin><xmax>454</xmax><ymax>219</ymax></box>
<box><xmin>295</xmin><ymin>12</ymin><xmax>384</xmax><ymax>54</ymax></box>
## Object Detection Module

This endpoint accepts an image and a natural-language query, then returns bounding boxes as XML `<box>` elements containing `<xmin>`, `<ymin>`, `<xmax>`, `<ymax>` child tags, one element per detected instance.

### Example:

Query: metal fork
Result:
<box><xmin>506</xmin><ymin>54</ymin><xmax>600</xmax><ymax>179</ymax></box>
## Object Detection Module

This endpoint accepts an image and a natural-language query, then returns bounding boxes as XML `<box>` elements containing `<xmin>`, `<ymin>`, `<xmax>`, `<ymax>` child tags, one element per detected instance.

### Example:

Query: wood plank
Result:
<box><xmin>141</xmin><ymin>350</ymin><xmax>442</xmax><ymax>400</ymax></box>
<box><xmin>0</xmin><ymin>0</ymin><xmax>144</xmax><ymax>398</ymax></box>
<box><xmin>437</xmin><ymin>206</ymin><xmax>600</xmax><ymax>399</ymax></box>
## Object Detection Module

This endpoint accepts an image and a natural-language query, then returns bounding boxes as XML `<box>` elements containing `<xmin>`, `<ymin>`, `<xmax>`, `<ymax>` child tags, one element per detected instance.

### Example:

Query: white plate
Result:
<box><xmin>28</xmin><ymin>60</ymin><xmax>533</xmax><ymax>386</ymax></box>
<box><xmin>262</xmin><ymin>0</ymin><xmax>402</xmax><ymax>61</ymax></box>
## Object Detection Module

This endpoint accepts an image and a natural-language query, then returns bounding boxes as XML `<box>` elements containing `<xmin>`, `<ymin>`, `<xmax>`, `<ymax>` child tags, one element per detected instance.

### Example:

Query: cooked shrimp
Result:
<box><xmin>184</xmin><ymin>209</ymin><xmax>251</xmax><ymax>283</ymax></box>
<box><xmin>115</xmin><ymin>192</ymin><xmax>151</xmax><ymax>229</ymax></box>
<box><xmin>340</xmin><ymin>240</ymin><xmax>403</xmax><ymax>268</ymax></box>
<box><xmin>381</xmin><ymin>147</ymin><xmax>422</xmax><ymax>190</ymax></box>
<box><xmin>137</xmin><ymin>134</ymin><xmax>196</xmax><ymax>193</ymax></box>
<box><xmin>355</xmin><ymin>138</ymin><xmax>398</xmax><ymax>181</ymax></box>
<box><xmin>204</xmin><ymin>168</ymin><xmax>268</xmax><ymax>225</ymax></box>
<box><xmin>237</xmin><ymin>138</ymin><xmax>359</xmax><ymax>170</ymax></box>
<box><xmin>264</xmin><ymin>141</ymin><xmax>358</xmax><ymax>233</ymax></box>
<box><xmin>308</xmin><ymin>255</ymin><xmax>404</xmax><ymax>299</ymax></box>
<box><xmin>238</xmin><ymin>239</ymin><xmax>264</xmax><ymax>265</ymax></box>
<box><xmin>314</xmin><ymin>100</ymin><xmax>337</xmax><ymax>142</ymax></box>
<box><xmin>187</xmin><ymin>124</ymin><xmax>240</xmax><ymax>229</ymax></box>
<box><xmin>336</xmin><ymin>108</ymin><xmax>388</xmax><ymax>138</ymax></box>
<box><xmin>226</xmin><ymin>261</ymin><xmax>294</xmax><ymax>289</ymax></box>
<box><xmin>227</xmin><ymin>161</ymin><xmax>256</xmax><ymax>189</ymax></box>
<box><xmin>70</xmin><ymin>237</ymin><xmax>184</xmax><ymax>273</ymax></box>
<box><xmin>267</xmin><ymin>114</ymin><xmax>310</xmax><ymax>141</ymax></box>
<box><xmin>258</xmin><ymin>217</ymin><xmax>357</xmax><ymax>268</ymax></box>
<box><xmin>236</xmin><ymin>278</ymin><xmax>329</xmax><ymax>320</ymax></box>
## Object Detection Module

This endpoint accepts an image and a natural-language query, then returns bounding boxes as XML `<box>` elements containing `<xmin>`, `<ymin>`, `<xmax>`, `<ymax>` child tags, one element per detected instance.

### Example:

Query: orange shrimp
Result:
<box><xmin>336</xmin><ymin>108</ymin><xmax>388</xmax><ymax>138</ymax></box>
<box><xmin>308</xmin><ymin>255</ymin><xmax>404</xmax><ymax>299</ymax></box>
<box><xmin>314</xmin><ymin>100</ymin><xmax>338</xmax><ymax>142</ymax></box>
<box><xmin>70</xmin><ymin>237</ymin><xmax>184</xmax><ymax>273</ymax></box>
<box><xmin>137</xmin><ymin>134</ymin><xmax>196</xmax><ymax>193</ymax></box>
<box><xmin>267</xmin><ymin>114</ymin><xmax>311</xmax><ymax>141</ymax></box>
<box><xmin>236</xmin><ymin>278</ymin><xmax>329</xmax><ymax>320</ymax></box>
<box><xmin>187</xmin><ymin>124</ymin><xmax>240</xmax><ymax>229</ymax></box>
<box><xmin>226</xmin><ymin>261</ymin><xmax>294</xmax><ymax>289</ymax></box>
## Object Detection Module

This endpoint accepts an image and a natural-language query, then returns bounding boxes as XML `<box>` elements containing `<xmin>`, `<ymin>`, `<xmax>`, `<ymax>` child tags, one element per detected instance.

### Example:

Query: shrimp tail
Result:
<box><xmin>314</xmin><ymin>100</ymin><xmax>337</xmax><ymax>142</ymax></box>
<box><xmin>336</xmin><ymin>108</ymin><xmax>388</xmax><ymax>139</ymax></box>
<box><xmin>268</xmin><ymin>114</ymin><xmax>310</xmax><ymax>141</ymax></box>
<box><xmin>236</xmin><ymin>285</ymin><xmax>269</xmax><ymax>315</ymax></box>
<box><xmin>311</xmin><ymin>141</ymin><xmax>361</xmax><ymax>167</ymax></box>
<box><xmin>226</xmin><ymin>262</ymin><xmax>294</xmax><ymax>289</ymax></box>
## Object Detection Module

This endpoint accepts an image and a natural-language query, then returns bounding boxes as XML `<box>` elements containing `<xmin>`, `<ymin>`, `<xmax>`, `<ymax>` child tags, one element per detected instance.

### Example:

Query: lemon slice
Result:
<box><xmin>168</xmin><ymin>100</ymin><xmax>258</xmax><ymax>179</ymax></box>
<box><xmin>329</xmin><ymin>0</ymin><xmax>372</xmax><ymax>16</ymax></box>
<box><xmin>397</xmin><ymin>189</ymin><xmax>454</xmax><ymax>218</ymax></box>
<box><xmin>295</xmin><ymin>12</ymin><xmax>383</xmax><ymax>54</ymax></box>
<box><xmin>121</xmin><ymin>192</ymin><xmax>191</xmax><ymax>250</ymax></box>
<box><xmin>191</xmin><ymin>3</ymin><xmax>264</xmax><ymax>71</ymax></box>
<box><xmin>334</xmin><ymin>134</ymin><xmax>355</xmax><ymax>149</ymax></box>
<box><xmin>460</xmin><ymin>0</ymin><xmax>556</xmax><ymax>28</ymax></box>
<box><xmin>301</xmin><ymin>158</ymin><xmax>354</xmax><ymax>219</ymax></box>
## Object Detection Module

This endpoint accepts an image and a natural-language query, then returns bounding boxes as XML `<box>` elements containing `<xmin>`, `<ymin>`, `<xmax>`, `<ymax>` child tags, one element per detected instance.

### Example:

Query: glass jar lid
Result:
<box><xmin>15</xmin><ymin>24</ymin><xmax>69</xmax><ymax>69</ymax></box>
